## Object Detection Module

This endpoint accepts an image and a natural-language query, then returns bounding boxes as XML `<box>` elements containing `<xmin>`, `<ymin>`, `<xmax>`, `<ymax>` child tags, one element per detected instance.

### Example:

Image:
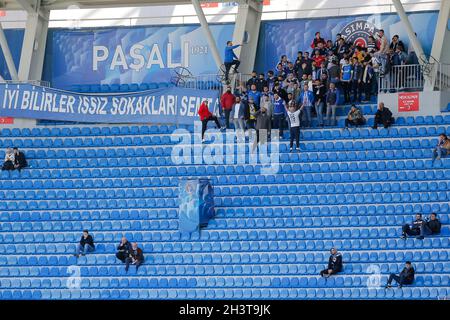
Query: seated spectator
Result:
<box><xmin>385</xmin><ymin>261</ymin><xmax>415</xmax><ymax>289</ymax></box>
<box><xmin>74</xmin><ymin>230</ymin><xmax>95</xmax><ymax>258</ymax></box>
<box><xmin>125</xmin><ymin>242</ymin><xmax>144</xmax><ymax>272</ymax></box>
<box><xmin>116</xmin><ymin>237</ymin><xmax>132</xmax><ymax>263</ymax></box>
<box><xmin>13</xmin><ymin>147</ymin><xmax>27</xmax><ymax>171</ymax></box>
<box><xmin>319</xmin><ymin>248</ymin><xmax>343</xmax><ymax>278</ymax></box>
<box><xmin>286</xmin><ymin>101</ymin><xmax>301</xmax><ymax>152</ymax></box>
<box><xmin>432</xmin><ymin>133</ymin><xmax>449</xmax><ymax>161</ymax></box>
<box><xmin>2</xmin><ymin>147</ymin><xmax>15</xmax><ymax>171</ymax></box>
<box><xmin>401</xmin><ymin>213</ymin><xmax>425</xmax><ymax>239</ymax></box>
<box><xmin>198</xmin><ymin>100</ymin><xmax>223</xmax><ymax>142</ymax></box>
<box><xmin>373</xmin><ymin>102</ymin><xmax>394</xmax><ymax>129</ymax></box>
<box><xmin>231</xmin><ymin>96</ymin><xmax>247</xmax><ymax>131</ymax></box>
<box><xmin>344</xmin><ymin>105</ymin><xmax>366</xmax><ymax>129</ymax></box>
<box><xmin>416</xmin><ymin>213</ymin><xmax>442</xmax><ymax>240</ymax></box>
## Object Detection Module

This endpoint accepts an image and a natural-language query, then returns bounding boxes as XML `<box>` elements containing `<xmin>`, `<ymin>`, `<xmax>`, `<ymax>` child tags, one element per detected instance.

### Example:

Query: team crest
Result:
<box><xmin>340</xmin><ymin>20</ymin><xmax>379</xmax><ymax>47</ymax></box>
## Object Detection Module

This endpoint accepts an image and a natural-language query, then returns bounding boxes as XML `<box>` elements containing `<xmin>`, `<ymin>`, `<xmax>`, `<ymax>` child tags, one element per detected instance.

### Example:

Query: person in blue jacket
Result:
<box><xmin>248</xmin><ymin>84</ymin><xmax>262</xmax><ymax>108</ymax></box>
<box><xmin>297</xmin><ymin>84</ymin><xmax>315</xmax><ymax>128</ymax></box>
<box><xmin>224</xmin><ymin>41</ymin><xmax>242</xmax><ymax>81</ymax></box>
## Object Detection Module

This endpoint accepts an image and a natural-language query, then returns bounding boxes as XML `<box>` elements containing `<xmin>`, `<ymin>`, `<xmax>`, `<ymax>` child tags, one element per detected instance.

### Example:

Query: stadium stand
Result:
<box><xmin>0</xmin><ymin>104</ymin><xmax>449</xmax><ymax>300</ymax></box>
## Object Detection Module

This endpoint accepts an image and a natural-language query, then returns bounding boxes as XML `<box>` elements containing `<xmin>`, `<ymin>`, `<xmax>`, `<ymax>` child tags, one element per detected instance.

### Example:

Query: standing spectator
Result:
<box><xmin>401</xmin><ymin>213</ymin><xmax>425</xmax><ymax>239</ymax></box>
<box><xmin>286</xmin><ymin>101</ymin><xmax>301</xmax><ymax>152</ymax></box>
<box><xmin>224</xmin><ymin>41</ymin><xmax>241</xmax><ymax>81</ymax></box>
<box><xmin>297</xmin><ymin>84</ymin><xmax>315</xmax><ymax>128</ymax></box>
<box><xmin>198</xmin><ymin>100</ymin><xmax>223</xmax><ymax>141</ymax></box>
<box><xmin>319</xmin><ymin>248</ymin><xmax>343</xmax><ymax>278</ymax></box>
<box><xmin>74</xmin><ymin>230</ymin><xmax>95</xmax><ymax>258</ymax></box>
<box><xmin>298</xmin><ymin>62</ymin><xmax>312</xmax><ymax>80</ymax></box>
<box><xmin>116</xmin><ymin>237</ymin><xmax>132</xmax><ymax>263</ymax></box>
<box><xmin>316</xmin><ymin>61</ymin><xmax>329</xmax><ymax>83</ymax></box>
<box><xmin>336</xmin><ymin>38</ymin><xmax>349</xmax><ymax>60</ymax></box>
<box><xmin>266</xmin><ymin>70</ymin><xmax>276</xmax><ymax>91</ymax></box>
<box><xmin>392</xmin><ymin>45</ymin><xmax>408</xmax><ymax>89</ymax></box>
<box><xmin>351</xmin><ymin>57</ymin><xmax>363</xmax><ymax>103</ymax></box>
<box><xmin>273</xmin><ymin>82</ymin><xmax>288</xmax><ymax>103</ymax></box>
<box><xmin>313</xmin><ymin>79</ymin><xmax>326</xmax><ymax>127</ymax></box>
<box><xmin>260</xmin><ymin>94</ymin><xmax>274</xmax><ymax>119</ymax></box>
<box><xmin>376</xmin><ymin>29</ymin><xmax>389</xmax><ymax>55</ymax></box>
<box><xmin>248</xmin><ymin>84</ymin><xmax>262</xmax><ymax>108</ymax></box>
<box><xmin>332</xmin><ymin>33</ymin><xmax>343</xmax><ymax>51</ymax></box>
<box><xmin>278</xmin><ymin>54</ymin><xmax>290</xmax><ymax>70</ymax></box>
<box><xmin>327</xmin><ymin>58</ymin><xmax>341</xmax><ymax>87</ymax></box>
<box><xmin>2</xmin><ymin>147</ymin><xmax>15</xmax><ymax>171</ymax></box>
<box><xmin>417</xmin><ymin>213</ymin><xmax>442</xmax><ymax>240</ymax></box>
<box><xmin>231</xmin><ymin>96</ymin><xmax>247</xmax><ymax>131</ymax></box>
<box><xmin>367</xmin><ymin>35</ymin><xmax>378</xmax><ymax>54</ymax></box>
<box><xmin>385</xmin><ymin>261</ymin><xmax>415</xmax><ymax>289</ymax></box>
<box><xmin>256</xmin><ymin>73</ymin><xmax>267</xmax><ymax>92</ymax></box>
<box><xmin>390</xmin><ymin>35</ymin><xmax>405</xmax><ymax>52</ymax></box>
<box><xmin>311</xmin><ymin>31</ymin><xmax>326</xmax><ymax>50</ymax></box>
<box><xmin>294</xmin><ymin>51</ymin><xmax>303</xmax><ymax>76</ymax></box>
<box><xmin>272</xmin><ymin>93</ymin><xmax>286</xmax><ymax>139</ymax></box>
<box><xmin>285</xmin><ymin>62</ymin><xmax>296</xmax><ymax>77</ymax></box>
<box><xmin>362</xmin><ymin>61</ymin><xmax>374</xmax><ymax>102</ymax></box>
<box><xmin>275</xmin><ymin>63</ymin><xmax>286</xmax><ymax>79</ymax></box>
<box><xmin>344</xmin><ymin>105</ymin><xmax>366</xmax><ymax>129</ymax></box>
<box><xmin>125</xmin><ymin>243</ymin><xmax>144</xmax><ymax>272</ymax></box>
<box><xmin>325</xmin><ymin>82</ymin><xmax>340</xmax><ymax>126</ymax></box>
<box><xmin>432</xmin><ymin>133</ymin><xmax>449</xmax><ymax>161</ymax></box>
<box><xmin>251</xmin><ymin>106</ymin><xmax>272</xmax><ymax>152</ymax></box>
<box><xmin>13</xmin><ymin>148</ymin><xmax>27</xmax><ymax>171</ymax></box>
<box><xmin>246</xmin><ymin>98</ymin><xmax>259</xmax><ymax>130</ymax></box>
<box><xmin>341</xmin><ymin>57</ymin><xmax>353</xmax><ymax>103</ymax></box>
<box><xmin>312</xmin><ymin>50</ymin><xmax>326</xmax><ymax>68</ymax></box>
<box><xmin>260</xmin><ymin>86</ymin><xmax>274</xmax><ymax>105</ymax></box>
<box><xmin>220</xmin><ymin>86</ymin><xmax>236</xmax><ymax>129</ymax></box>
<box><xmin>246</xmin><ymin>71</ymin><xmax>258</xmax><ymax>89</ymax></box>
<box><xmin>352</xmin><ymin>46</ymin><xmax>364</xmax><ymax>63</ymax></box>
<box><xmin>373</xmin><ymin>102</ymin><xmax>394</xmax><ymax>129</ymax></box>
<box><xmin>370</xmin><ymin>52</ymin><xmax>381</xmax><ymax>95</ymax></box>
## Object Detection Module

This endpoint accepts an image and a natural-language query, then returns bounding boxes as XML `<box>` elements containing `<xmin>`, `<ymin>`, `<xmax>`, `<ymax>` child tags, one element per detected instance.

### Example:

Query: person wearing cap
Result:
<box><xmin>74</xmin><ymin>230</ymin><xmax>95</xmax><ymax>258</ymax></box>
<box><xmin>319</xmin><ymin>248</ymin><xmax>343</xmax><ymax>278</ymax></box>
<box><xmin>198</xmin><ymin>100</ymin><xmax>223</xmax><ymax>141</ymax></box>
<box><xmin>385</xmin><ymin>261</ymin><xmax>415</xmax><ymax>288</ymax></box>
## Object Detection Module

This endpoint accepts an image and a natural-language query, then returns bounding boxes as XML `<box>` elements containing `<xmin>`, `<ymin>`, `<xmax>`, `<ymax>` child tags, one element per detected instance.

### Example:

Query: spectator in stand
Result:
<box><xmin>362</xmin><ymin>61</ymin><xmax>374</xmax><ymax>102</ymax></box>
<box><xmin>311</xmin><ymin>61</ymin><xmax>319</xmax><ymax>81</ymax></box>
<box><xmin>252</xmin><ymin>105</ymin><xmax>272</xmax><ymax>152</ymax></box>
<box><xmin>407</xmin><ymin>33</ymin><xmax>419</xmax><ymax>65</ymax></box>
<box><xmin>315</xmin><ymin>41</ymin><xmax>327</xmax><ymax>56</ymax></box>
<box><xmin>248</xmin><ymin>84</ymin><xmax>262</xmax><ymax>108</ymax></box>
<box><xmin>367</xmin><ymin>35</ymin><xmax>378</xmax><ymax>54</ymax></box>
<box><xmin>297</xmin><ymin>84</ymin><xmax>315</xmax><ymax>128</ymax></box>
<box><xmin>246</xmin><ymin>71</ymin><xmax>258</xmax><ymax>89</ymax></box>
<box><xmin>291</xmin><ymin>82</ymin><xmax>301</xmax><ymax>102</ymax></box>
<box><xmin>418</xmin><ymin>213</ymin><xmax>442</xmax><ymax>239</ymax></box>
<box><xmin>256</xmin><ymin>73</ymin><xmax>267</xmax><ymax>92</ymax></box>
<box><xmin>385</xmin><ymin>261</ymin><xmax>415</xmax><ymax>289</ymax></box>
<box><xmin>352</xmin><ymin>46</ymin><xmax>364</xmax><ymax>63</ymax></box>
<box><xmin>390</xmin><ymin>34</ymin><xmax>405</xmax><ymax>52</ymax></box>
<box><xmin>336</xmin><ymin>37</ymin><xmax>349</xmax><ymax>60</ymax></box>
<box><xmin>116</xmin><ymin>237</ymin><xmax>132</xmax><ymax>263</ymax></box>
<box><xmin>316</xmin><ymin>61</ymin><xmax>328</xmax><ymax>83</ymax></box>
<box><xmin>74</xmin><ymin>230</ymin><xmax>95</xmax><ymax>258</ymax></box>
<box><xmin>2</xmin><ymin>147</ymin><xmax>15</xmax><ymax>171</ymax></box>
<box><xmin>224</xmin><ymin>41</ymin><xmax>241</xmax><ymax>81</ymax></box>
<box><xmin>286</xmin><ymin>101</ymin><xmax>301</xmax><ymax>152</ymax></box>
<box><xmin>272</xmin><ymin>93</ymin><xmax>286</xmax><ymax>139</ymax></box>
<box><xmin>312</xmin><ymin>50</ymin><xmax>326</xmax><ymax>68</ymax></box>
<box><xmin>260</xmin><ymin>86</ymin><xmax>274</xmax><ymax>105</ymax></box>
<box><xmin>275</xmin><ymin>63</ymin><xmax>286</xmax><ymax>79</ymax></box>
<box><xmin>401</xmin><ymin>213</ymin><xmax>425</xmax><ymax>239</ymax></box>
<box><xmin>344</xmin><ymin>105</ymin><xmax>366</xmax><ymax>129</ymax></box>
<box><xmin>325</xmin><ymin>82</ymin><xmax>340</xmax><ymax>126</ymax></box>
<box><xmin>376</xmin><ymin>29</ymin><xmax>389</xmax><ymax>55</ymax></box>
<box><xmin>341</xmin><ymin>57</ymin><xmax>353</xmax><ymax>103</ymax></box>
<box><xmin>278</xmin><ymin>54</ymin><xmax>290</xmax><ymax>70</ymax></box>
<box><xmin>351</xmin><ymin>57</ymin><xmax>364</xmax><ymax>103</ymax></box>
<box><xmin>373</xmin><ymin>102</ymin><xmax>394</xmax><ymax>129</ymax></box>
<box><xmin>313</xmin><ymin>79</ymin><xmax>326</xmax><ymax>127</ymax></box>
<box><xmin>125</xmin><ymin>242</ymin><xmax>144</xmax><ymax>272</ymax></box>
<box><xmin>273</xmin><ymin>81</ymin><xmax>289</xmax><ymax>103</ymax></box>
<box><xmin>266</xmin><ymin>70</ymin><xmax>276</xmax><ymax>91</ymax></box>
<box><xmin>13</xmin><ymin>147</ymin><xmax>27</xmax><ymax>171</ymax></box>
<box><xmin>260</xmin><ymin>94</ymin><xmax>274</xmax><ymax>119</ymax></box>
<box><xmin>246</xmin><ymin>97</ymin><xmax>259</xmax><ymax>130</ymax></box>
<box><xmin>231</xmin><ymin>95</ymin><xmax>247</xmax><ymax>131</ymax></box>
<box><xmin>286</xmin><ymin>62</ymin><xmax>296</xmax><ymax>77</ymax></box>
<box><xmin>294</xmin><ymin>51</ymin><xmax>303</xmax><ymax>76</ymax></box>
<box><xmin>432</xmin><ymin>133</ymin><xmax>449</xmax><ymax>161</ymax></box>
<box><xmin>220</xmin><ymin>86</ymin><xmax>236</xmax><ymax>129</ymax></box>
<box><xmin>319</xmin><ymin>248</ymin><xmax>343</xmax><ymax>278</ymax></box>
<box><xmin>298</xmin><ymin>62</ymin><xmax>312</xmax><ymax>80</ymax></box>
<box><xmin>302</xmin><ymin>51</ymin><xmax>313</xmax><ymax>67</ymax></box>
<box><xmin>325</xmin><ymin>40</ymin><xmax>334</xmax><ymax>55</ymax></box>
<box><xmin>311</xmin><ymin>31</ymin><xmax>326</xmax><ymax>50</ymax></box>
<box><xmin>392</xmin><ymin>45</ymin><xmax>408</xmax><ymax>89</ymax></box>
<box><xmin>370</xmin><ymin>52</ymin><xmax>381</xmax><ymax>95</ymax></box>
<box><xmin>333</xmin><ymin>33</ymin><xmax>343</xmax><ymax>51</ymax></box>
<box><xmin>198</xmin><ymin>100</ymin><xmax>223</xmax><ymax>141</ymax></box>
<box><xmin>327</xmin><ymin>57</ymin><xmax>341</xmax><ymax>87</ymax></box>
<box><xmin>277</xmin><ymin>75</ymin><xmax>286</xmax><ymax>88</ymax></box>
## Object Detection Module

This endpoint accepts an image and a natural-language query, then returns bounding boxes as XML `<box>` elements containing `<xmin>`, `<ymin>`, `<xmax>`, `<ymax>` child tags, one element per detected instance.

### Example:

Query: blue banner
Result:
<box><xmin>0</xmin><ymin>83</ymin><xmax>219</xmax><ymax>124</ymax></box>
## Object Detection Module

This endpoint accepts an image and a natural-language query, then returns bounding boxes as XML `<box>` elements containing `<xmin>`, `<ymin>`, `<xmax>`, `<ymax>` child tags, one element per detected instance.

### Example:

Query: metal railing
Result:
<box><xmin>436</xmin><ymin>63</ymin><xmax>450</xmax><ymax>91</ymax></box>
<box><xmin>182</xmin><ymin>74</ymin><xmax>223</xmax><ymax>91</ymax></box>
<box><xmin>2</xmin><ymin>80</ymin><xmax>51</xmax><ymax>87</ymax></box>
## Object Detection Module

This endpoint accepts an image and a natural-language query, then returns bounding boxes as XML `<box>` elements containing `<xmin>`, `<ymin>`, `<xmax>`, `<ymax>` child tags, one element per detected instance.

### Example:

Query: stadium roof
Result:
<box><xmin>1</xmin><ymin>0</ymin><xmax>250</xmax><ymax>10</ymax></box>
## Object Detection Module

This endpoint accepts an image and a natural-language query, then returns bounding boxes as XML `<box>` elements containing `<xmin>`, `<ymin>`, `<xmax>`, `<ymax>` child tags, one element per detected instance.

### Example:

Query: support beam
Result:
<box><xmin>0</xmin><ymin>23</ymin><xmax>19</xmax><ymax>80</ymax></box>
<box><xmin>191</xmin><ymin>0</ymin><xmax>223</xmax><ymax>69</ymax></box>
<box><xmin>15</xmin><ymin>0</ymin><xmax>36</xmax><ymax>13</ymax></box>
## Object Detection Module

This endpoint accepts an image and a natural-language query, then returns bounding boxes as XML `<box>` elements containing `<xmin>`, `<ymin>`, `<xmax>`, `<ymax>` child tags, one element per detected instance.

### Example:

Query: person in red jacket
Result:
<box><xmin>220</xmin><ymin>87</ymin><xmax>236</xmax><ymax>129</ymax></box>
<box><xmin>311</xmin><ymin>32</ymin><xmax>326</xmax><ymax>50</ymax></box>
<box><xmin>198</xmin><ymin>100</ymin><xmax>223</xmax><ymax>141</ymax></box>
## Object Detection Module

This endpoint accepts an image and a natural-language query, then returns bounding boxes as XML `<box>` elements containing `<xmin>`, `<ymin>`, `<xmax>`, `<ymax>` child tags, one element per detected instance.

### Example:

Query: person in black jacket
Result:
<box><xmin>373</xmin><ymin>102</ymin><xmax>394</xmax><ymax>129</ymax></box>
<box><xmin>74</xmin><ymin>230</ymin><xmax>95</xmax><ymax>258</ymax></box>
<box><xmin>319</xmin><ymin>248</ymin><xmax>343</xmax><ymax>278</ymax></box>
<box><xmin>125</xmin><ymin>242</ymin><xmax>144</xmax><ymax>272</ymax></box>
<box><xmin>116</xmin><ymin>237</ymin><xmax>132</xmax><ymax>263</ymax></box>
<box><xmin>401</xmin><ymin>213</ymin><xmax>425</xmax><ymax>239</ymax></box>
<box><xmin>417</xmin><ymin>213</ymin><xmax>442</xmax><ymax>240</ymax></box>
<box><xmin>385</xmin><ymin>261</ymin><xmax>415</xmax><ymax>288</ymax></box>
<box><xmin>13</xmin><ymin>147</ymin><xmax>27</xmax><ymax>171</ymax></box>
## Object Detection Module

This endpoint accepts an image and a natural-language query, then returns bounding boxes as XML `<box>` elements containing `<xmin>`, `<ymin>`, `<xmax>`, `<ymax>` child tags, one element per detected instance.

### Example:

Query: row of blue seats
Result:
<box><xmin>70</xmin><ymin>82</ymin><xmax>172</xmax><ymax>93</ymax></box>
<box><xmin>1</xmin><ymin>287</ymin><xmax>447</xmax><ymax>299</ymax></box>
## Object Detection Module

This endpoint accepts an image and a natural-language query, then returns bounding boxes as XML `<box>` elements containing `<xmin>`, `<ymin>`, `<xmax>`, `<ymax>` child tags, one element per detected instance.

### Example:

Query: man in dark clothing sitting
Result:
<box><xmin>417</xmin><ymin>213</ymin><xmax>442</xmax><ymax>240</ymax></box>
<box><xmin>401</xmin><ymin>213</ymin><xmax>425</xmax><ymax>239</ymax></box>
<box><xmin>319</xmin><ymin>248</ymin><xmax>343</xmax><ymax>278</ymax></box>
<box><xmin>13</xmin><ymin>147</ymin><xmax>27</xmax><ymax>171</ymax></box>
<box><xmin>74</xmin><ymin>230</ymin><xmax>95</xmax><ymax>258</ymax></box>
<box><xmin>125</xmin><ymin>242</ymin><xmax>144</xmax><ymax>272</ymax></box>
<box><xmin>116</xmin><ymin>237</ymin><xmax>132</xmax><ymax>263</ymax></box>
<box><xmin>385</xmin><ymin>261</ymin><xmax>415</xmax><ymax>289</ymax></box>
<box><xmin>373</xmin><ymin>102</ymin><xmax>394</xmax><ymax>129</ymax></box>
